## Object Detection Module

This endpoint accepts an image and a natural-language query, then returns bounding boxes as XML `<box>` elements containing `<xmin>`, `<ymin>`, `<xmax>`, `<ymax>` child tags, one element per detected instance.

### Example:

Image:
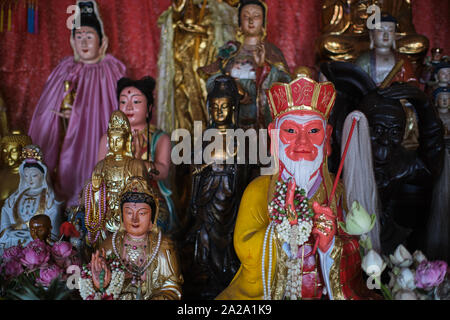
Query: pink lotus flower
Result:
<box><xmin>36</xmin><ymin>264</ymin><xmax>62</xmax><ymax>287</ymax></box>
<box><xmin>20</xmin><ymin>239</ymin><xmax>50</xmax><ymax>270</ymax></box>
<box><xmin>51</xmin><ymin>241</ymin><xmax>73</xmax><ymax>268</ymax></box>
<box><xmin>2</xmin><ymin>245</ymin><xmax>23</xmax><ymax>261</ymax></box>
<box><xmin>3</xmin><ymin>259</ymin><xmax>24</xmax><ymax>278</ymax></box>
<box><xmin>415</xmin><ymin>260</ymin><xmax>448</xmax><ymax>290</ymax></box>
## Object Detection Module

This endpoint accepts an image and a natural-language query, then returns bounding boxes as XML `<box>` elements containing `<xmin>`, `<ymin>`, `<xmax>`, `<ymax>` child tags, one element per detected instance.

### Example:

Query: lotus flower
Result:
<box><xmin>3</xmin><ymin>259</ymin><xmax>24</xmax><ymax>278</ymax></box>
<box><xmin>389</xmin><ymin>244</ymin><xmax>413</xmax><ymax>268</ymax></box>
<box><xmin>412</xmin><ymin>250</ymin><xmax>427</xmax><ymax>266</ymax></box>
<box><xmin>415</xmin><ymin>260</ymin><xmax>448</xmax><ymax>290</ymax></box>
<box><xmin>20</xmin><ymin>239</ymin><xmax>50</xmax><ymax>270</ymax></box>
<box><xmin>361</xmin><ymin>249</ymin><xmax>386</xmax><ymax>277</ymax></box>
<box><xmin>338</xmin><ymin>201</ymin><xmax>376</xmax><ymax>235</ymax></box>
<box><xmin>396</xmin><ymin>267</ymin><xmax>416</xmax><ymax>291</ymax></box>
<box><xmin>2</xmin><ymin>245</ymin><xmax>23</xmax><ymax>261</ymax></box>
<box><xmin>36</xmin><ymin>264</ymin><xmax>62</xmax><ymax>287</ymax></box>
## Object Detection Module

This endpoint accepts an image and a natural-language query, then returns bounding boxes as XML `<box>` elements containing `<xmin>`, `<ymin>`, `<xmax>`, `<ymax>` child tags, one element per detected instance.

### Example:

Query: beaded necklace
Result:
<box><xmin>84</xmin><ymin>181</ymin><xmax>107</xmax><ymax>244</ymax></box>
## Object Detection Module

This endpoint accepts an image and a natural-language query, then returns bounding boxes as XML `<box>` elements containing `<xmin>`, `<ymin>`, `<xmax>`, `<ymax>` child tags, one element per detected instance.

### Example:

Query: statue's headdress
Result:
<box><xmin>433</xmin><ymin>86</ymin><xmax>450</xmax><ymax>100</ymax></box>
<box><xmin>120</xmin><ymin>176</ymin><xmax>159</xmax><ymax>227</ymax></box>
<box><xmin>106</xmin><ymin>110</ymin><xmax>133</xmax><ymax>157</ymax></box>
<box><xmin>266</xmin><ymin>76</ymin><xmax>336</xmax><ymax>121</ymax></box>
<box><xmin>21</xmin><ymin>144</ymin><xmax>45</xmax><ymax>174</ymax></box>
<box><xmin>0</xmin><ymin>131</ymin><xmax>32</xmax><ymax>148</ymax></box>
<box><xmin>206</xmin><ymin>75</ymin><xmax>240</xmax><ymax>128</ymax></box>
<box><xmin>72</xmin><ymin>1</ymin><xmax>105</xmax><ymax>43</ymax></box>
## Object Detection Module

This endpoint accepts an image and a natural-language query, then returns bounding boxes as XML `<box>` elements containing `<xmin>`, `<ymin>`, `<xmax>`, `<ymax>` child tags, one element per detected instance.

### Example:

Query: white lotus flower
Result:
<box><xmin>394</xmin><ymin>289</ymin><xmax>418</xmax><ymax>300</ymax></box>
<box><xmin>412</xmin><ymin>250</ymin><xmax>427</xmax><ymax>266</ymax></box>
<box><xmin>338</xmin><ymin>201</ymin><xmax>376</xmax><ymax>235</ymax></box>
<box><xmin>396</xmin><ymin>267</ymin><xmax>416</xmax><ymax>291</ymax></box>
<box><xmin>361</xmin><ymin>249</ymin><xmax>386</xmax><ymax>276</ymax></box>
<box><xmin>389</xmin><ymin>244</ymin><xmax>413</xmax><ymax>267</ymax></box>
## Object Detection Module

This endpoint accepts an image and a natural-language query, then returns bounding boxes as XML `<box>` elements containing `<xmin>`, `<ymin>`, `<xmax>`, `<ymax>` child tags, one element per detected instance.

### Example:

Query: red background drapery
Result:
<box><xmin>0</xmin><ymin>0</ymin><xmax>449</xmax><ymax>133</ymax></box>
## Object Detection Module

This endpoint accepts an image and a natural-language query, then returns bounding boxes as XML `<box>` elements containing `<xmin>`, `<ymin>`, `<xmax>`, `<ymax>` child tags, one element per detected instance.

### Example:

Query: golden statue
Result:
<box><xmin>0</xmin><ymin>93</ymin><xmax>8</xmax><ymax>139</ymax></box>
<box><xmin>0</xmin><ymin>131</ymin><xmax>32</xmax><ymax>209</ymax></box>
<box><xmin>157</xmin><ymin>0</ymin><xmax>238</xmax><ymax>133</ymax></box>
<box><xmin>86</xmin><ymin>111</ymin><xmax>151</xmax><ymax>245</ymax></box>
<box><xmin>79</xmin><ymin>177</ymin><xmax>183</xmax><ymax>300</ymax></box>
<box><xmin>318</xmin><ymin>0</ymin><xmax>429</xmax><ymax>65</ymax></box>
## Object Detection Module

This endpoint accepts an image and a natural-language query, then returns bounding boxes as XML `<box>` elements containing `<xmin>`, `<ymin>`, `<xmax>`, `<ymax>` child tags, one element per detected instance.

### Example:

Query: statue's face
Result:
<box><xmin>271</xmin><ymin>111</ymin><xmax>329</xmax><ymax>192</ymax></box>
<box><xmin>29</xmin><ymin>218</ymin><xmax>51</xmax><ymax>241</ymax></box>
<box><xmin>437</xmin><ymin>92</ymin><xmax>450</xmax><ymax>110</ymax></box>
<box><xmin>109</xmin><ymin>132</ymin><xmax>127</xmax><ymax>155</ymax></box>
<box><xmin>437</xmin><ymin>68</ymin><xmax>450</xmax><ymax>83</ymax></box>
<box><xmin>240</xmin><ymin>4</ymin><xmax>264</xmax><ymax>37</ymax></box>
<box><xmin>371</xmin><ymin>21</ymin><xmax>396</xmax><ymax>49</ymax></box>
<box><xmin>122</xmin><ymin>202</ymin><xmax>152</xmax><ymax>237</ymax></box>
<box><xmin>1</xmin><ymin>142</ymin><xmax>21</xmax><ymax>168</ymax></box>
<box><xmin>119</xmin><ymin>87</ymin><xmax>148</xmax><ymax>128</ymax></box>
<box><xmin>73</xmin><ymin>26</ymin><xmax>101</xmax><ymax>64</ymax></box>
<box><xmin>368</xmin><ymin>107</ymin><xmax>405</xmax><ymax>165</ymax></box>
<box><xmin>210</xmin><ymin>97</ymin><xmax>233</xmax><ymax>126</ymax></box>
<box><xmin>23</xmin><ymin>167</ymin><xmax>45</xmax><ymax>190</ymax></box>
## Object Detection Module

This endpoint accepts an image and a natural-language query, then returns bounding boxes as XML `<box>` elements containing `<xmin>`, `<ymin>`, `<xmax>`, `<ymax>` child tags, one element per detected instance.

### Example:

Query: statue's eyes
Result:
<box><xmin>309</xmin><ymin>128</ymin><xmax>320</xmax><ymax>134</ymax></box>
<box><xmin>120</xmin><ymin>100</ymin><xmax>126</xmax><ymax>104</ymax></box>
<box><xmin>285</xmin><ymin>128</ymin><xmax>295</xmax><ymax>134</ymax></box>
<box><xmin>133</xmin><ymin>100</ymin><xmax>142</xmax><ymax>104</ymax></box>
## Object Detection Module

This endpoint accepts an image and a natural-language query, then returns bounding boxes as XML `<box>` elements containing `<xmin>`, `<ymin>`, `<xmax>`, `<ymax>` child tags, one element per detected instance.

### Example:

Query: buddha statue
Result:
<box><xmin>434</xmin><ymin>87</ymin><xmax>450</xmax><ymax>145</ymax></box>
<box><xmin>318</xmin><ymin>0</ymin><xmax>429</xmax><ymax>65</ymax></box>
<box><xmin>157</xmin><ymin>0</ymin><xmax>238</xmax><ymax>134</ymax></box>
<box><xmin>0</xmin><ymin>132</ymin><xmax>32</xmax><ymax>209</ymax></box>
<box><xmin>97</xmin><ymin>77</ymin><xmax>177</xmax><ymax>235</ymax></box>
<box><xmin>78</xmin><ymin>177</ymin><xmax>183</xmax><ymax>300</ymax></box>
<box><xmin>181</xmin><ymin>75</ymin><xmax>247</xmax><ymax>299</ymax></box>
<box><xmin>28</xmin><ymin>0</ymin><xmax>126</xmax><ymax>206</ymax></box>
<box><xmin>29</xmin><ymin>214</ymin><xmax>53</xmax><ymax>245</ymax></box>
<box><xmin>0</xmin><ymin>92</ymin><xmax>8</xmax><ymax>139</ymax></box>
<box><xmin>199</xmin><ymin>0</ymin><xmax>291</xmax><ymax>129</ymax></box>
<box><xmin>0</xmin><ymin>145</ymin><xmax>62</xmax><ymax>254</ymax></box>
<box><xmin>86</xmin><ymin>110</ymin><xmax>151</xmax><ymax>246</ymax></box>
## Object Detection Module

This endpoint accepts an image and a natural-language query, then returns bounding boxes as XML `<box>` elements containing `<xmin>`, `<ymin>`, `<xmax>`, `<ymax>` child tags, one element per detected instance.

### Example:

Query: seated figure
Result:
<box><xmin>85</xmin><ymin>110</ymin><xmax>151</xmax><ymax>246</ymax></box>
<box><xmin>318</xmin><ymin>0</ymin><xmax>429</xmax><ymax>64</ymax></box>
<box><xmin>217</xmin><ymin>77</ymin><xmax>378</xmax><ymax>300</ymax></box>
<box><xmin>0</xmin><ymin>145</ymin><xmax>61</xmax><ymax>254</ymax></box>
<box><xmin>28</xmin><ymin>0</ymin><xmax>126</xmax><ymax>206</ymax></box>
<box><xmin>97</xmin><ymin>77</ymin><xmax>176</xmax><ymax>235</ymax></box>
<box><xmin>78</xmin><ymin>177</ymin><xmax>183</xmax><ymax>300</ymax></box>
<box><xmin>0</xmin><ymin>132</ymin><xmax>32</xmax><ymax>209</ymax></box>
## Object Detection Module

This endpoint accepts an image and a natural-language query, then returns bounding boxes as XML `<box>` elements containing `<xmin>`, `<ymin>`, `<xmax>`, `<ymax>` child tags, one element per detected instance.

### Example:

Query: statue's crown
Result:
<box><xmin>108</xmin><ymin>110</ymin><xmax>131</xmax><ymax>134</ymax></box>
<box><xmin>21</xmin><ymin>144</ymin><xmax>43</xmax><ymax>163</ymax></box>
<box><xmin>266</xmin><ymin>76</ymin><xmax>336</xmax><ymax>120</ymax></box>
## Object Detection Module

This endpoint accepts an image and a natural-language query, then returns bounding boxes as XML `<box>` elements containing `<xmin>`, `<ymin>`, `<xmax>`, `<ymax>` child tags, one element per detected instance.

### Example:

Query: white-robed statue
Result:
<box><xmin>0</xmin><ymin>145</ymin><xmax>62</xmax><ymax>253</ymax></box>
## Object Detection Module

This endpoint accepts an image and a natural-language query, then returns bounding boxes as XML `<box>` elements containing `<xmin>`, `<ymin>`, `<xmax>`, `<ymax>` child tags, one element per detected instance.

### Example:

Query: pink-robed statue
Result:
<box><xmin>28</xmin><ymin>1</ymin><xmax>126</xmax><ymax>206</ymax></box>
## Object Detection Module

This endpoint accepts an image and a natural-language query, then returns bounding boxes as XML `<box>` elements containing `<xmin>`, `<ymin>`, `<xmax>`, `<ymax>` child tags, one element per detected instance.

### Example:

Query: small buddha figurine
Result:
<box><xmin>78</xmin><ymin>177</ymin><xmax>183</xmax><ymax>300</ymax></box>
<box><xmin>0</xmin><ymin>145</ymin><xmax>62</xmax><ymax>254</ymax></box>
<box><xmin>318</xmin><ymin>0</ymin><xmax>429</xmax><ymax>64</ymax></box>
<box><xmin>29</xmin><ymin>214</ymin><xmax>53</xmax><ymax>245</ymax></box>
<box><xmin>86</xmin><ymin>110</ymin><xmax>151</xmax><ymax>245</ymax></box>
<box><xmin>434</xmin><ymin>87</ymin><xmax>450</xmax><ymax>145</ymax></box>
<box><xmin>28</xmin><ymin>0</ymin><xmax>126</xmax><ymax>206</ymax></box>
<box><xmin>354</xmin><ymin>13</ymin><xmax>418</xmax><ymax>87</ymax></box>
<box><xmin>433</xmin><ymin>62</ymin><xmax>450</xmax><ymax>89</ymax></box>
<box><xmin>181</xmin><ymin>75</ymin><xmax>246</xmax><ymax>299</ymax></box>
<box><xmin>0</xmin><ymin>132</ymin><xmax>32</xmax><ymax>209</ymax></box>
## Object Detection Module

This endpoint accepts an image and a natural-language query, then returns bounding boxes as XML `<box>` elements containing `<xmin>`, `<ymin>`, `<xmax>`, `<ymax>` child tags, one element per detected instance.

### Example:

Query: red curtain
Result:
<box><xmin>0</xmin><ymin>0</ymin><xmax>448</xmax><ymax>133</ymax></box>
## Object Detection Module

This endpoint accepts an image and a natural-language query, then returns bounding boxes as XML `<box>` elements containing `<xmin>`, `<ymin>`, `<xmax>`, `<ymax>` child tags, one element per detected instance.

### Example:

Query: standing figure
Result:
<box><xmin>28</xmin><ymin>1</ymin><xmax>126</xmax><ymax>206</ymax></box>
<box><xmin>0</xmin><ymin>132</ymin><xmax>32</xmax><ymax>209</ymax></box>
<box><xmin>200</xmin><ymin>0</ymin><xmax>291</xmax><ymax>129</ymax></box>
<box><xmin>181</xmin><ymin>76</ymin><xmax>245</xmax><ymax>299</ymax></box>
<box><xmin>434</xmin><ymin>87</ymin><xmax>450</xmax><ymax>145</ymax></box>
<box><xmin>86</xmin><ymin>111</ymin><xmax>150</xmax><ymax>246</ymax></box>
<box><xmin>217</xmin><ymin>77</ymin><xmax>378</xmax><ymax>300</ymax></box>
<box><xmin>78</xmin><ymin>177</ymin><xmax>183</xmax><ymax>300</ymax></box>
<box><xmin>97</xmin><ymin>77</ymin><xmax>177</xmax><ymax>235</ymax></box>
<box><xmin>0</xmin><ymin>145</ymin><xmax>61</xmax><ymax>254</ymax></box>
<box><xmin>157</xmin><ymin>0</ymin><xmax>238</xmax><ymax>133</ymax></box>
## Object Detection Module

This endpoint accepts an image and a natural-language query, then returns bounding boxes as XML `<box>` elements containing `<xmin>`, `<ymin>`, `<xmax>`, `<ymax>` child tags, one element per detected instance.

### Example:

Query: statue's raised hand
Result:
<box><xmin>311</xmin><ymin>202</ymin><xmax>336</xmax><ymax>252</ymax></box>
<box><xmin>91</xmin><ymin>248</ymin><xmax>112</xmax><ymax>291</ymax></box>
<box><xmin>253</xmin><ymin>42</ymin><xmax>266</xmax><ymax>67</ymax></box>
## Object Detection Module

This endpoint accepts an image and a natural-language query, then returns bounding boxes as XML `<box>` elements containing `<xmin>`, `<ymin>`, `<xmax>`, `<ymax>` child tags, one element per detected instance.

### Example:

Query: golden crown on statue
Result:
<box><xmin>21</xmin><ymin>144</ymin><xmax>44</xmax><ymax>162</ymax></box>
<box><xmin>266</xmin><ymin>76</ymin><xmax>336</xmax><ymax>121</ymax></box>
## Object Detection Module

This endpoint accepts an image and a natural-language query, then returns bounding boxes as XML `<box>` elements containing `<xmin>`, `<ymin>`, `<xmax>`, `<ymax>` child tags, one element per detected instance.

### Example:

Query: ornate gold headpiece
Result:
<box><xmin>266</xmin><ymin>76</ymin><xmax>336</xmax><ymax>121</ymax></box>
<box><xmin>0</xmin><ymin>131</ymin><xmax>32</xmax><ymax>147</ymax></box>
<box><xmin>21</xmin><ymin>144</ymin><xmax>44</xmax><ymax>163</ymax></box>
<box><xmin>108</xmin><ymin>110</ymin><xmax>131</xmax><ymax>134</ymax></box>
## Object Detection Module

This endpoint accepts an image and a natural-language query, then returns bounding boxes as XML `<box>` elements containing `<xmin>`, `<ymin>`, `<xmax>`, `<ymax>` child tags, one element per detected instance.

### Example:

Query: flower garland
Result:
<box><xmin>84</xmin><ymin>181</ymin><xmax>107</xmax><ymax>245</ymax></box>
<box><xmin>265</xmin><ymin>180</ymin><xmax>315</xmax><ymax>300</ymax></box>
<box><xmin>79</xmin><ymin>254</ymin><xmax>125</xmax><ymax>300</ymax></box>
